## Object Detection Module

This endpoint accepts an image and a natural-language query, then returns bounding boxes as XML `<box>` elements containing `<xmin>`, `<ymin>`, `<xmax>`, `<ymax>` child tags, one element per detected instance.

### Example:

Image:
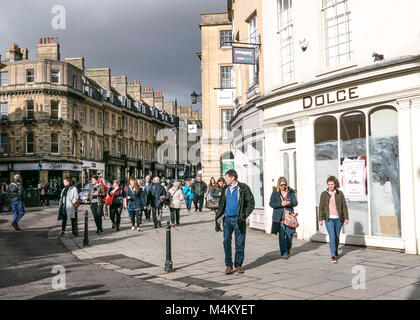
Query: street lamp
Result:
<box><xmin>191</xmin><ymin>91</ymin><xmax>202</xmax><ymax>105</ymax></box>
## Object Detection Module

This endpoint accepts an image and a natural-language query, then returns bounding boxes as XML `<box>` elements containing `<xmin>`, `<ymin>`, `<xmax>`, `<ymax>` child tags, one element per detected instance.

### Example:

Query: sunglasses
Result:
<box><xmin>280</xmin><ymin>184</ymin><xmax>287</xmax><ymax>186</ymax></box>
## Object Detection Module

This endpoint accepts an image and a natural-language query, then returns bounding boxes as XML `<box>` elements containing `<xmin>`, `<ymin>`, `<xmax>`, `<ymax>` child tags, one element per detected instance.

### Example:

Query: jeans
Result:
<box><xmin>110</xmin><ymin>205</ymin><xmax>122</xmax><ymax>225</ymax></box>
<box><xmin>90</xmin><ymin>203</ymin><xmax>103</xmax><ymax>232</ymax></box>
<box><xmin>144</xmin><ymin>207</ymin><xmax>151</xmax><ymax>220</ymax></box>
<box><xmin>279</xmin><ymin>223</ymin><xmax>295</xmax><ymax>256</ymax></box>
<box><xmin>11</xmin><ymin>201</ymin><xmax>25</xmax><ymax>224</ymax></box>
<box><xmin>185</xmin><ymin>198</ymin><xmax>192</xmax><ymax>211</ymax></box>
<box><xmin>193</xmin><ymin>195</ymin><xmax>204</xmax><ymax>212</ymax></box>
<box><xmin>223</xmin><ymin>215</ymin><xmax>246</xmax><ymax>268</ymax></box>
<box><xmin>152</xmin><ymin>207</ymin><xmax>162</xmax><ymax>227</ymax></box>
<box><xmin>129</xmin><ymin>209</ymin><xmax>142</xmax><ymax>227</ymax></box>
<box><xmin>170</xmin><ymin>208</ymin><xmax>180</xmax><ymax>225</ymax></box>
<box><xmin>325</xmin><ymin>218</ymin><xmax>343</xmax><ymax>256</ymax></box>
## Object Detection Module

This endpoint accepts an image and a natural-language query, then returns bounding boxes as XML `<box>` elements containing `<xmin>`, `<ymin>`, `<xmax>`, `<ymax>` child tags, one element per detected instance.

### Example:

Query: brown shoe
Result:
<box><xmin>282</xmin><ymin>255</ymin><xmax>289</xmax><ymax>260</ymax></box>
<box><xmin>225</xmin><ymin>266</ymin><xmax>233</xmax><ymax>275</ymax></box>
<box><xmin>236</xmin><ymin>267</ymin><xmax>244</xmax><ymax>274</ymax></box>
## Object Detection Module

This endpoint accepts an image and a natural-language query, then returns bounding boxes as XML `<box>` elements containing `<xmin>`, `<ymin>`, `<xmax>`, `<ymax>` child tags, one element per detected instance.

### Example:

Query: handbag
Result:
<box><xmin>280</xmin><ymin>193</ymin><xmax>299</xmax><ymax>229</ymax></box>
<box><xmin>105</xmin><ymin>193</ymin><xmax>114</xmax><ymax>206</ymax></box>
<box><xmin>73</xmin><ymin>200</ymin><xmax>81</xmax><ymax>209</ymax></box>
<box><xmin>206</xmin><ymin>198</ymin><xmax>219</xmax><ymax>209</ymax></box>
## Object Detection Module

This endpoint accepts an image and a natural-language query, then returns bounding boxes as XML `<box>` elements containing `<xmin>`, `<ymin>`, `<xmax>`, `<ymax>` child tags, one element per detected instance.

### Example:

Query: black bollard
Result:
<box><xmin>164</xmin><ymin>221</ymin><xmax>174</xmax><ymax>272</ymax></box>
<box><xmin>83</xmin><ymin>210</ymin><xmax>89</xmax><ymax>247</ymax></box>
<box><xmin>74</xmin><ymin>208</ymin><xmax>79</xmax><ymax>237</ymax></box>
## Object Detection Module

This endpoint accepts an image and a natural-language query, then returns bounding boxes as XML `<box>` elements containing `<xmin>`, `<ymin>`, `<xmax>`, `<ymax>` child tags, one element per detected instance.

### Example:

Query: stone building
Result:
<box><xmin>0</xmin><ymin>38</ymin><xmax>180</xmax><ymax>192</ymax></box>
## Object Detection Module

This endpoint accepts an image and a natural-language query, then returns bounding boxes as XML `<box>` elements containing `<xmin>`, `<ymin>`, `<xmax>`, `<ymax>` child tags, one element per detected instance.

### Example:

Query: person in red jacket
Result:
<box><xmin>99</xmin><ymin>177</ymin><xmax>108</xmax><ymax>219</ymax></box>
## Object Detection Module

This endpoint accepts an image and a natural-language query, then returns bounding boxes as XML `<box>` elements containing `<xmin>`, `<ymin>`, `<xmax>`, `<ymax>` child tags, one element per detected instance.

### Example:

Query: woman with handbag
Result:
<box><xmin>318</xmin><ymin>176</ymin><xmax>349</xmax><ymax>264</ymax></box>
<box><xmin>58</xmin><ymin>177</ymin><xmax>79</xmax><ymax>237</ymax></box>
<box><xmin>182</xmin><ymin>180</ymin><xmax>194</xmax><ymax>215</ymax></box>
<box><xmin>108</xmin><ymin>180</ymin><xmax>124</xmax><ymax>231</ymax></box>
<box><xmin>126</xmin><ymin>178</ymin><xmax>147</xmax><ymax>231</ymax></box>
<box><xmin>168</xmin><ymin>181</ymin><xmax>184</xmax><ymax>227</ymax></box>
<box><xmin>269</xmin><ymin>177</ymin><xmax>298</xmax><ymax>260</ymax></box>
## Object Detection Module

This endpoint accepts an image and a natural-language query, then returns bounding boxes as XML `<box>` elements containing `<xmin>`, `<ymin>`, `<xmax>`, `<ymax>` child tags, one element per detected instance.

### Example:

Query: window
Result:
<box><xmin>118</xmin><ymin>141</ymin><xmax>121</xmax><ymax>157</ymax></box>
<box><xmin>140</xmin><ymin>121</ymin><xmax>144</xmax><ymax>134</ymax></box>
<box><xmin>1</xmin><ymin>134</ymin><xmax>8</xmax><ymax>154</ymax></box>
<box><xmin>104</xmin><ymin>138</ymin><xmax>109</xmax><ymax>152</ymax></box>
<box><xmin>130</xmin><ymin>142</ymin><xmax>133</xmax><ymax>157</ymax></box>
<box><xmin>90</xmin><ymin>110</ymin><xmax>94</xmax><ymax>125</ymax></box>
<box><xmin>154</xmin><ymin>125</ymin><xmax>157</xmax><ymax>136</ymax></box>
<box><xmin>124</xmin><ymin>141</ymin><xmax>127</xmax><ymax>155</ymax></box>
<box><xmin>97</xmin><ymin>112</ymin><xmax>102</xmax><ymax>127</ymax></box>
<box><xmin>135</xmin><ymin>144</ymin><xmax>138</xmax><ymax>158</ymax></box>
<box><xmin>1</xmin><ymin>72</ymin><xmax>8</xmax><ymax>86</ymax></box>
<box><xmin>104</xmin><ymin>112</ymin><xmax>109</xmax><ymax>127</ymax></box>
<box><xmin>26</xmin><ymin>69</ymin><xmax>35</xmax><ymax>83</ymax></box>
<box><xmin>112</xmin><ymin>114</ymin><xmax>115</xmax><ymax>128</ymax></box>
<box><xmin>220</xmin><ymin>66</ymin><xmax>234</xmax><ymax>89</ymax></box>
<box><xmin>322</xmin><ymin>0</ymin><xmax>352</xmax><ymax>67</ymax></box>
<box><xmin>282</xmin><ymin>126</ymin><xmax>296</xmax><ymax>144</ymax></box>
<box><xmin>248</xmin><ymin>14</ymin><xmax>258</xmax><ymax>87</ymax></box>
<box><xmin>51</xmin><ymin>69</ymin><xmax>60</xmax><ymax>84</ymax></box>
<box><xmin>72</xmin><ymin>75</ymin><xmax>77</xmax><ymax>89</ymax></box>
<box><xmin>80</xmin><ymin>107</ymin><xmax>87</xmax><ymax>122</ymax></box>
<box><xmin>73</xmin><ymin>105</ymin><xmax>77</xmax><ymax>121</ymax></box>
<box><xmin>112</xmin><ymin>140</ymin><xmax>115</xmax><ymax>156</ymax></box>
<box><xmin>118</xmin><ymin>117</ymin><xmax>122</xmax><ymax>130</ymax></box>
<box><xmin>26</xmin><ymin>100</ymin><xmax>34</xmax><ymax>119</ymax></box>
<box><xmin>82</xmin><ymin>137</ymin><xmax>86</xmax><ymax>156</ymax></box>
<box><xmin>220</xmin><ymin>30</ymin><xmax>233</xmax><ymax>48</ymax></box>
<box><xmin>72</xmin><ymin>134</ymin><xmax>77</xmax><ymax>156</ymax></box>
<box><xmin>134</xmin><ymin>120</ymin><xmax>138</xmax><ymax>134</ymax></box>
<box><xmin>26</xmin><ymin>132</ymin><xmax>34</xmax><ymax>154</ymax></box>
<box><xmin>221</xmin><ymin>109</ymin><xmax>234</xmax><ymax>139</ymax></box>
<box><xmin>1</xmin><ymin>103</ymin><xmax>8</xmax><ymax>120</ymax></box>
<box><xmin>129</xmin><ymin>119</ymin><xmax>133</xmax><ymax>132</ymax></box>
<box><xmin>97</xmin><ymin>140</ymin><xmax>102</xmax><ymax>159</ymax></box>
<box><xmin>51</xmin><ymin>133</ymin><xmax>59</xmax><ymax>153</ymax></box>
<box><xmin>51</xmin><ymin>101</ymin><xmax>59</xmax><ymax>119</ymax></box>
<box><xmin>140</xmin><ymin>144</ymin><xmax>143</xmax><ymax>158</ymax></box>
<box><xmin>123</xmin><ymin>116</ymin><xmax>127</xmax><ymax>130</ymax></box>
<box><xmin>90</xmin><ymin>137</ymin><xmax>94</xmax><ymax>158</ymax></box>
<box><xmin>278</xmin><ymin>0</ymin><xmax>294</xmax><ymax>82</ymax></box>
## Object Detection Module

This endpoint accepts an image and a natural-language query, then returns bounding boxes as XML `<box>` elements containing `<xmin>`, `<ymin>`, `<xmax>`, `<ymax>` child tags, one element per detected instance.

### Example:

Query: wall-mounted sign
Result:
<box><xmin>232</xmin><ymin>46</ymin><xmax>255</xmax><ymax>65</ymax></box>
<box><xmin>303</xmin><ymin>87</ymin><xmax>359</xmax><ymax>109</ymax></box>
<box><xmin>188</xmin><ymin>124</ymin><xmax>197</xmax><ymax>134</ymax></box>
<box><xmin>217</xmin><ymin>89</ymin><xmax>234</xmax><ymax>106</ymax></box>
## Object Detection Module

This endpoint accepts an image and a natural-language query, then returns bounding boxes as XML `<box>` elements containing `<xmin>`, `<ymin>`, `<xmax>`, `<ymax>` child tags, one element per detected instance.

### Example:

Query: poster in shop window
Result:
<box><xmin>340</xmin><ymin>159</ymin><xmax>367</xmax><ymax>202</ymax></box>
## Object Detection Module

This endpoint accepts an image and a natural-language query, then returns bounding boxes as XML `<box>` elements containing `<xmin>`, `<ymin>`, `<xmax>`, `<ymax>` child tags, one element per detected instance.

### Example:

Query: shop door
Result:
<box><xmin>280</xmin><ymin>150</ymin><xmax>297</xmax><ymax>190</ymax></box>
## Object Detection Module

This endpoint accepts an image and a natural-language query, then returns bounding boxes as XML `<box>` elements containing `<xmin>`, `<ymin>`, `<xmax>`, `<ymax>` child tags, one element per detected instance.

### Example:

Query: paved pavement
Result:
<box><xmin>2</xmin><ymin>204</ymin><xmax>420</xmax><ymax>300</ymax></box>
<box><xmin>49</xmin><ymin>204</ymin><xmax>420</xmax><ymax>300</ymax></box>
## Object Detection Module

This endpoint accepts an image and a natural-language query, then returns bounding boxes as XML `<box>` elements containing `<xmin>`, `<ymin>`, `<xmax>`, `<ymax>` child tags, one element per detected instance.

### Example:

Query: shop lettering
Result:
<box><xmin>303</xmin><ymin>87</ymin><xmax>359</xmax><ymax>109</ymax></box>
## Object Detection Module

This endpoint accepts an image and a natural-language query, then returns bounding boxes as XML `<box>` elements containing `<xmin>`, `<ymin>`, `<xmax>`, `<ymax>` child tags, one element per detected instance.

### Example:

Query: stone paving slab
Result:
<box><xmin>54</xmin><ymin>205</ymin><xmax>420</xmax><ymax>300</ymax></box>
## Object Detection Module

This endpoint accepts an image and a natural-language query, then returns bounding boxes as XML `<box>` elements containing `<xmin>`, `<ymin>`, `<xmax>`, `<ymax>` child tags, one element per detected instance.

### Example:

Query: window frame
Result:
<box><xmin>220</xmin><ymin>66</ymin><xmax>235</xmax><ymax>89</ymax></box>
<box><xmin>1</xmin><ymin>71</ymin><xmax>8</xmax><ymax>86</ymax></box>
<box><xmin>0</xmin><ymin>102</ymin><xmax>8</xmax><ymax>120</ymax></box>
<box><xmin>26</xmin><ymin>69</ymin><xmax>35</xmax><ymax>84</ymax></box>
<box><xmin>278</xmin><ymin>0</ymin><xmax>295</xmax><ymax>83</ymax></box>
<box><xmin>51</xmin><ymin>69</ymin><xmax>60</xmax><ymax>84</ymax></box>
<box><xmin>220</xmin><ymin>30</ymin><xmax>233</xmax><ymax>48</ymax></box>
<box><xmin>26</xmin><ymin>132</ymin><xmax>35</xmax><ymax>154</ymax></box>
<box><xmin>0</xmin><ymin>133</ymin><xmax>8</xmax><ymax>155</ymax></box>
<box><xmin>51</xmin><ymin>132</ymin><xmax>60</xmax><ymax>154</ymax></box>
<box><xmin>221</xmin><ymin>109</ymin><xmax>234</xmax><ymax>140</ymax></box>
<box><xmin>51</xmin><ymin>101</ymin><xmax>59</xmax><ymax>119</ymax></box>
<box><xmin>26</xmin><ymin>100</ymin><xmax>35</xmax><ymax>120</ymax></box>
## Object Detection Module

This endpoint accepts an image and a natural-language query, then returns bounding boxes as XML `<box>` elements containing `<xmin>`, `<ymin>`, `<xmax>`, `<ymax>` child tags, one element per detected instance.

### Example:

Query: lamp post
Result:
<box><xmin>190</xmin><ymin>91</ymin><xmax>202</xmax><ymax>105</ymax></box>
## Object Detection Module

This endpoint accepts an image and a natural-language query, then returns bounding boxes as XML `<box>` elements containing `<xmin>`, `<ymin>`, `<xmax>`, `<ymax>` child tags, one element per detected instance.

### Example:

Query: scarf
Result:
<box><xmin>59</xmin><ymin>186</ymin><xmax>71</xmax><ymax>220</ymax></box>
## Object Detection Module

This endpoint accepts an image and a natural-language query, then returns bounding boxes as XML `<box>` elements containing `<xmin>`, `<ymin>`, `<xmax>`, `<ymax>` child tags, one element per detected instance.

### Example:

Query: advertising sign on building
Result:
<box><xmin>217</xmin><ymin>89</ymin><xmax>234</xmax><ymax>106</ymax></box>
<box><xmin>232</xmin><ymin>46</ymin><xmax>255</xmax><ymax>65</ymax></box>
<box><xmin>188</xmin><ymin>124</ymin><xmax>197</xmax><ymax>133</ymax></box>
<box><xmin>340</xmin><ymin>159</ymin><xmax>367</xmax><ymax>202</ymax></box>
<box><xmin>222</xmin><ymin>160</ymin><xmax>235</xmax><ymax>175</ymax></box>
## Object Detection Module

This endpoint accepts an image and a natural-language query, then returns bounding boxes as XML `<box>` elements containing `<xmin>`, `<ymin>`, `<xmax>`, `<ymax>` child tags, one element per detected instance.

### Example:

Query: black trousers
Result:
<box><xmin>152</xmin><ymin>207</ymin><xmax>162</xmax><ymax>227</ymax></box>
<box><xmin>170</xmin><ymin>208</ymin><xmax>180</xmax><ymax>225</ymax></box>
<box><xmin>62</xmin><ymin>215</ymin><xmax>77</xmax><ymax>234</ymax></box>
<box><xmin>193</xmin><ymin>195</ymin><xmax>204</xmax><ymax>212</ymax></box>
<box><xmin>144</xmin><ymin>207</ymin><xmax>151</xmax><ymax>220</ymax></box>
<box><xmin>109</xmin><ymin>205</ymin><xmax>122</xmax><ymax>225</ymax></box>
<box><xmin>90</xmin><ymin>203</ymin><xmax>103</xmax><ymax>232</ymax></box>
<box><xmin>129</xmin><ymin>209</ymin><xmax>142</xmax><ymax>227</ymax></box>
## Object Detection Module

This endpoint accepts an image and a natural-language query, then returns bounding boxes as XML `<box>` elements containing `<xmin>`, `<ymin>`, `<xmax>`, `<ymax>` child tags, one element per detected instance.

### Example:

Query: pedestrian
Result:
<box><xmin>269</xmin><ymin>177</ymin><xmax>298</xmax><ymax>260</ymax></box>
<box><xmin>215</xmin><ymin>170</ymin><xmax>255</xmax><ymax>275</ymax></box>
<box><xmin>8</xmin><ymin>174</ymin><xmax>25</xmax><ymax>231</ymax></box>
<box><xmin>58</xmin><ymin>177</ymin><xmax>79</xmax><ymax>237</ymax></box>
<box><xmin>108</xmin><ymin>180</ymin><xmax>124</xmax><ymax>231</ymax></box>
<box><xmin>151</xmin><ymin>176</ymin><xmax>167</xmax><ymax>228</ymax></box>
<box><xmin>192</xmin><ymin>174</ymin><xmax>207</xmax><ymax>212</ymax></box>
<box><xmin>319</xmin><ymin>176</ymin><xmax>349</xmax><ymax>264</ymax></box>
<box><xmin>99</xmin><ymin>177</ymin><xmax>108</xmax><ymax>219</ymax></box>
<box><xmin>168</xmin><ymin>181</ymin><xmax>184</xmax><ymax>227</ymax></box>
<box><xmin>88</xmin><ymin>175</ymin><xmax>107</xmax><ymax>234</ymax></box>
<box><xmin>143</xmin><ymin>175</ymin><xmax>153</xmax><ymax>222</ymax></box>
<box><xmin>40</xmin><ymin>182</ymin><xmax>50</xmax><ymax>206</ymax></box>
<box><xmin>182</xmin><ymin>180</ymin><xmax>194</xmax><ymax>215</ymax></box>
<box><xmin>166</xmin><ymin>178</ymin><xmax>173</xmax><ymax>191</ymax></box>
<box><xmin>125</xmin><ymin>178</ymin><xmax>147</xmax><ymax>231</ymax></box>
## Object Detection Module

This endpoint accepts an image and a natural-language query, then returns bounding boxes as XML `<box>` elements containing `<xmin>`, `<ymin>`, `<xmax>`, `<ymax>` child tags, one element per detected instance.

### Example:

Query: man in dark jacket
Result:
<box><xmin>150</xmin><ymin>176</ymin><xmax>167</xmax><ymax>228</ymax></box>
<box><xmin>215</xmin><ymin>170</ymin><xmax>255</xmax><ymax>275</ymax></box>
<box><xmin>191</xmin><ymin>175</ymin><xmax>207</xmax><ymax>212</ymax></box>
<box><xmin>8</xmin><ymin>174</ymin><xmax>25</xmax><ymax>230</ymax></box>
<box><xmin>143</xmin><ymin>175</ymin><xmax>153</xmax><ymax>222</ymax></box>
<box><xmin>88</xmin><ymin>175</ymin><xmax>107</xmax><ymax>234</ymax></box>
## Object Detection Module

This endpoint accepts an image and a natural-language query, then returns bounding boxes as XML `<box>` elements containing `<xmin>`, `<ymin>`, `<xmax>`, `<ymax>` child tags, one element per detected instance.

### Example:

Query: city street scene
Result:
<box><xmin>1</xmin><ymin>0</ymin><xmax>420</xmax><ymax>308</ymax></box>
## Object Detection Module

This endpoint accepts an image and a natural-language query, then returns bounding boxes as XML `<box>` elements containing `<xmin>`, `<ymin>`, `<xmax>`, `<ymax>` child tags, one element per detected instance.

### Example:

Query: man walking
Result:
<box><xmin>150</xmin><ymin>176</ymin><xmax>166</xmax><ymax>228</ymax></box>
<box><xmin>143</xmin><ymin>175</ymin><xmax>153</xmax><ymax>222</ymax></box>
<box><xmin>215</xmin><ymin>170</ymin><xmax>255</xmax><ymax>275</ymax></box>
<box><xmin>8</xmin><ymin>174</ymin><xmax>25</xmax><ymax>231</ymax></box>
<box><xmin>191</xmin><ymin>175</ymin><xmax>207</xmax><ymax>212</ymax></box>
<box><xmin>88</xmin><ymin>176</ymin><xmax>106</xmax><ymax>234</ymax></box>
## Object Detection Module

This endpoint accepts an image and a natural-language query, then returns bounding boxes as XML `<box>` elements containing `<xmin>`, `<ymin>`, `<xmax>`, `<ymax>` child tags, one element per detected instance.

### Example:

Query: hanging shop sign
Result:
<box><xmin>232</xmin><ymin>46</ymin><xmax>256</xmax><ymax>65</ymax></box>
<box><xmin>303</xmin><ymin>87</ymin><xmax>359</xmax><ymax>109</ymax></box>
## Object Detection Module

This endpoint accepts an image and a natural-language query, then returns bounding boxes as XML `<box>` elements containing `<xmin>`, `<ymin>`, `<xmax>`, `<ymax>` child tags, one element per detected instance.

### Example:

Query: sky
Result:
<box><xmin>0</xmin><ymin>0</ymin><xmax>228</xmax><ymax>111</ymax></box>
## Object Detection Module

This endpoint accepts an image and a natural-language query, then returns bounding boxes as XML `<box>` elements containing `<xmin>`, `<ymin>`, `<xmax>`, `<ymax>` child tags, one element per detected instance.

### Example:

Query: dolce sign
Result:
<box><xmin>303</xmin><ymin>87</ymin><xmax>359</xmax><ymax>109</ymax></box>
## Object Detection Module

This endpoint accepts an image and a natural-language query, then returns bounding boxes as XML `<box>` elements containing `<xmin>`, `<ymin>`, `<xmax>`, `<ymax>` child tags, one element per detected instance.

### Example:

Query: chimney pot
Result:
<box><xmin>55</xmin><ymin>37</ymin><xmax>58</xmax><ymax>43</ymax></box>
<box><xmin>43</xmin><ymin>37</ymin><xmax>46</xmax><ymax>44</ymax></box>
<box><xmin>39</xmin><ymin>38</ymin><xmax>42</xmax><ymax>44</ymax></box>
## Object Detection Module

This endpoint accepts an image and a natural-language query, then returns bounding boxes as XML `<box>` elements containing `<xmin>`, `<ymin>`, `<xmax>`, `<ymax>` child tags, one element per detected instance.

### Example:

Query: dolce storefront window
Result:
<box><xmin>314</xmin><ymin>106</ymin><xmax>401</xmax><ymax>238</ymax></box>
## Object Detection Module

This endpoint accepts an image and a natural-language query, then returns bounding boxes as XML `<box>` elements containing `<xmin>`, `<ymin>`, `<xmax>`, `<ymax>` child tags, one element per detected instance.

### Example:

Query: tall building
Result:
<box><xmin>198</xmin><ymin>12</ymin><xmax>234</xmax><ymax>183</ymax></box>
<box><xmin>0</xmin><ymin>38</ymin><xmax>182</xmax><ymax>192</ymax></box>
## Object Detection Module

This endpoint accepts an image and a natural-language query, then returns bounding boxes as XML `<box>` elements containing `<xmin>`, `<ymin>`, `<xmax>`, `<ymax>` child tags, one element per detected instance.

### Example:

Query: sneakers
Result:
<box><xmin>225</xmin><ymin>266</ymin><xmax>233</xmax><ymax>275</ymax></box>
<box><xmin>236</xmin><ymin>267</ymin><xmax>244</xmax><ymax>274</ymax></box>
<box><xmin>331</xmin><ymin>256</ymin><xmax>338</xmax><ymax>264</ymax></box>
<box><xmin>137</xmin><ymin>227</ymin><xmax>142</xmax><ymax>232</ymax></box>
<box><xmin>335</xmin><ymin>250</ymin><xmax>339</xmax><ymax>257</ymax></box>
<box><xmin>131</xmin><ymin>226</ymin><xmax>136</xmax><ymax>231</ymax></box>
<box><xmin>11</xmin><ymin>222</ymin><xmax>17</xmax><ymax>230</ymax></box>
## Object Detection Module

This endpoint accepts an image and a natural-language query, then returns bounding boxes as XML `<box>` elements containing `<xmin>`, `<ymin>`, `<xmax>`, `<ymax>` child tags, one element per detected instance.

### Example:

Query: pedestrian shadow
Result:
<box><xmin>30</xmin><ymin>284</ymin><xmax>109</xmax><ymax>300</ymax></box>
<box><xmin>339</xmin><ymin>222</ymin><xmax>367</xmax><ymax>258</ymax></box>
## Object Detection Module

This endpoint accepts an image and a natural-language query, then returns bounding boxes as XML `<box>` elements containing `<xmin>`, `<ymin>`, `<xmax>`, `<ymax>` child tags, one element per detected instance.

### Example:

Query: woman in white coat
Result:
<box><xmin>168</xmin><ymin>181</ymin><xmax>184</xmax><ymax>227</ymax></box>
<box><xmin>58</xmin><ymin>177</ymin><xmax>79</xmax><ymax>236</ymax></box>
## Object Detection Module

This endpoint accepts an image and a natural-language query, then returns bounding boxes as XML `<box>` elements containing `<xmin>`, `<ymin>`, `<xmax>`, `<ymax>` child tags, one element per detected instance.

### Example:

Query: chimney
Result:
<box><xmin>64</xmin><ymin>57</ymin><xmax>85</xmax><ymax>72</ymax></box>
<box><xmin>141</xmin><ymin>86</ymin><xmax>155</xmax><ymax>107</ymax></box>
<box><xmin>111</xmin><ymin>76</ymin><xmax>127</xmax><ymax>96</ymax></box>
<box><xmin>164</xmin><ymin>101</ymin><xmax>175</xmax><ymax>115</ymax></box>
<box><xmin>86</xmin><ymin>68</ymin><xmax>111</xmax><ymax>90</ymax></box>
<box><xmin>37</xmin><ymin>37</ymin><xmax>60</xmax><ymax>61</ymax></box>
<box><xmin>4</xmin><ymin>43</ymin><xmax>28</xmax><ymax>62</ymax></box>
<box><xmin>127</xmin><ymin>80</ymin><xmax>141</xmax><ymax>101</ymax></box>
<box><xmin>154</xmin><ymin>91</ymin><xmax>164</xmax><ymax>110</ymax></box>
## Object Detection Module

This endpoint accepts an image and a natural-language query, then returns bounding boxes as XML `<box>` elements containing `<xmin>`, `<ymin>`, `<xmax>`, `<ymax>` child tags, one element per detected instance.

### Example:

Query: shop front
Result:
<box><xmin>153</xmin><ymin>163</ymin><xmax>166</xmax><ymax>178</ymax></box>
<box><xmin>82</xmin><ymin>160</ymin><xmax>105</xmax><ymax>185</ymax></box>
<box><xmin>260</xmin><ymin>58</ymin><xmax>420</xmax><ymax>254</ymax></box>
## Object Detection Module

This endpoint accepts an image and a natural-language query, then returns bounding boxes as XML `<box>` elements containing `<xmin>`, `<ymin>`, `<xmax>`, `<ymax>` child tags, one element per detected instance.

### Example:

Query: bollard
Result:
<box><xmin>164</xmin><ymin>221</ymin><xmax>174</xmax><ymax>272</ymax></box>
<box><xmin>83</xmin><ymin>210</ymin><xmax>89</xmax><ymax>247</ymax></box>
<box><xmin>73</xmin><ymin>208</ymin><xmax>79</xmax><ymax>237</ymax></box>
